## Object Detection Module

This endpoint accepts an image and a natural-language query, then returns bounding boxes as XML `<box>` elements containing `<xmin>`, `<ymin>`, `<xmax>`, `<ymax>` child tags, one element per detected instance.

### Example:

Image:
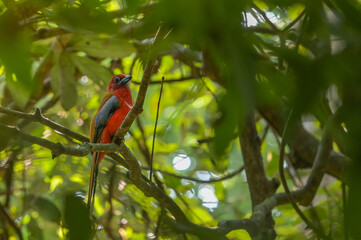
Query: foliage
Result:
<box><xmin>0</xmin><ymin>0</ymin><xmax>360</xmax><ymax>239</ymax></box>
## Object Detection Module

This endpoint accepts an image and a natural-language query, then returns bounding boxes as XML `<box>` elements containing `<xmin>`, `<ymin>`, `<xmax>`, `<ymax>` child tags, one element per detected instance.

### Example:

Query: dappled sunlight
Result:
<box><xmin>198</xmin><ymin>185</ymin><xmax>219</xmax><ymax>210</ymax></box>
<box><xmin>172</xmin><ymin>153</ymin><xmax>191</xmax><ymax>171</ymax></box>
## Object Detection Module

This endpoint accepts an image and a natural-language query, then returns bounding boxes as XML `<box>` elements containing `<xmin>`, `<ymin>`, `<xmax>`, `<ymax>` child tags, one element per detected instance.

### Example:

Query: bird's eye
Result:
<box><xmin>113</xmin><ymin>76</ymin><xmax>121</xmax><ymax>84</ymax></box>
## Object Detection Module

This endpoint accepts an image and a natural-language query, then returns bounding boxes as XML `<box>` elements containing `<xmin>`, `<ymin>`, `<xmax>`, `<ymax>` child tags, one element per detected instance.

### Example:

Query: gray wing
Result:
<box><xmin>93</xmin><ymin>95</ymin><xmax>120</xmax><ymax>143</ymax></box>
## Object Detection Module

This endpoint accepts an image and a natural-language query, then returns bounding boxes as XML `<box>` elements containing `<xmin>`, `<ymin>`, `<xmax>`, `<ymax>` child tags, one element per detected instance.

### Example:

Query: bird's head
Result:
<box><xmin>107</xmin><ymin>74</ymin><xmax>132</xmax><ymax>92</ymax></box>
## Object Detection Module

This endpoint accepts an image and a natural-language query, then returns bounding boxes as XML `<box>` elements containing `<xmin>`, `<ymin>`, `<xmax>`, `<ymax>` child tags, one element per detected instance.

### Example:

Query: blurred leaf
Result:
<box><xmin>124</xmin><ymin>0</ymin><xmax>144</xmax><ymax>13</ymax></box>
<box><xmin>288</xmin><ymin>3</ymin><xmax>305</xmax><ymax>20</ymax></box>
<box><xmin>28</xmin><ymin>217</ymin><xmax>44</xmax><ymax>240</ymax></box>
<box><xmin>187</xmin><ymin>207</ymin><xmax>216</xmax><ymax>225</ymax></box>
<box><xmin>0</xmin><ymin>20</ymin><xmax>33</xmax><ymax>108</ymax></box>
<box><xmin>70</xmin><ymin>54</ymin><xmax>113</xmax><ymax>84</ymax></box>
<box><xmin>226</xmin><ymin>229</ymin><xmax>251</xmax><ymax>240</ymax></box>
<box><xmin>214</xmin><ymin>182</ymin><xmax>225</xmax><ymax>201</ymax></box>
<box><xmin>254</xmin><ymin>0</ymin><xmax>269</xmax><ymax>9</ymax></box>
<box><xmin>69</xmin><ymin>35</ymin><xmax>134</xmax><ymax>58</ymax></box>
<box><xmin>50</xmin><ymin>61</ymin><xmax>60</xmax><ymax>95</ymax></box>
<box><xmin>49</xmin><ymin>1</ymin><xmax>117</xmax><ymax>34</ymax></box>
<box><xmin>26</xmin><ymin>195</ymin><xmax>61</xmax><ymax>224</ymax></box>
<box><xmin>212</xmin><ymin>92</ymin><xmax>240</xmax><ymax>158</ymax></box>
<box><xmin>159</xmin><ymin>55</ymin><xmax>174</xmax><ymax>74</ymax></box>
<box><xmin>63</xmin><ymin>192</ymin><xmax>92</xmax><ymax>240</ymax></box>
<box><xmin>334</xmin><ymin>0</ymin><xmax>361</xmax><ymax>30</ymax></box>
<box><xmin>266</xmin><ymin>152</ymin><xmax>279</xmax><ymax>176</ymax></box>
<box><xmin>4</xmin><ymin>72</ymin><xmax>32</xmax><ymax>109</ymax></box>
<box><xmin>59</xmin><ymin>53</ymin><xmax>77</xmax><ymax>110</ymax></box>
<box><xmin>163</xmin><ymin>173</ymin><xmax>182</xmax><ymax>189</ymax></box>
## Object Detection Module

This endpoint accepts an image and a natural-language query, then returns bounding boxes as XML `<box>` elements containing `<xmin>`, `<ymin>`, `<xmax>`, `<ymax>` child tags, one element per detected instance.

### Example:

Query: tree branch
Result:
<box><xmin>0</xmin><ymin>120</ymin><xmax>212</xmax><ymax>236</ymax></box>
<box><xmin>297</xmin><ymin>121</ymin><xmax>333</xmax><ymax>205</ymax></box>
<box><xmin>0</xmin><ymin>204</ymin><xmax>23</xmax><ymax>240</ymax></box>
<box><xmin>246</xmin><ymin>26</ymin><xmax>278</xmax><ymax>35</ymax></box>
<box><xmin>0</xmin><ymin>123</ymin><xmax>88</xmax><ymax>158</ymax></box>
<box><xmin>131</xmin><ymin>75</ymin><xmax>199</xmax><ymax>85</ymax></box>
<box><xmin>239</xmin><ymin>115</ymin><xmax>277</xmax><ymax>207</ymax></box>
<box><xmin>141</xmin><ymin>166</ymin><xmax>244</xmax><ymax>183</ymax></box>
<box><xmin>278</xmin><ymin>109</ymin><xmax>327</xmax><ymax>238</ymax></box>
<box><xmin>0</xmin><ymin>122</ymin><xmax>129</xmax><ymax>160</ymax></box>
<box><xmin>162</xmin><ymin>215</ymin><xmax>228</xmax><ymax>240</ymax></box>
<box><xmin>259</xmin><ymin>106</ymin><xmax>349</xmax><ymax>182</ymax></box>
<box><xmin>282</xmin><ymin>10</ymin><xmax>306</xmax><ymax>32</ymax></box>
<box><xmin>0</xmin><ymin>93</ymin><xmax>337</xmax><ymax>239</ymax></box>
<box><xmin>0</xmin><ymin>107</ymin><xmax>88</xmax><ymax>142</ymax></box>
<box><xmin>218</xmin><ymin>113</ymin><xmax>335</xmax><ymax>238</ymax></box>
<box><xmin>239</xmin><ymin>115</ymin><xmax>278</xmax><ymax>239</ymax></box>
<box><xmin>113</xmin><ymin>51</ymin><xmax>158</xmax><ymax>141</ymax></box>
<box><xmin>251</xmin><ymin>4</ymin><xmax>280</xmax><ymax>33</ymax></box>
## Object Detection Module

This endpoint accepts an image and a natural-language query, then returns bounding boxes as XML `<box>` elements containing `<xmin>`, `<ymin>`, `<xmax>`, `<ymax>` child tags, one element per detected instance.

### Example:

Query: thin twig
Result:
<box><xmin>260</xmin><ymin>123</ymin><xmax>270</xmax><ymax>143</ymax></box>
<box><xmin>271</xmin><ymin>127</ymin><xmax>303</xmax><ymax>187</ymax></box>
<box><xmin>282</xmin><ymin>10</ymin><xmax>306</xmax><ymax>32</ymax></box>
<box><xmin>279</xmin><ymin>108</ymin><xmax>328</xmax><ymax>239</ymax></box>
<box><xmin>251</xmin><ymin>4</ymin><xmax>280</xmax><ymax>33</ymax></box>
<box><xmin>17</xmin><ymin>96</ymin><xmax>59</xmax><ymax>129</ymax></box>
<box><xmin>132</xmin><ymin>75</ymin><xmax>199</xmax><ymax>85</ymax></box>
<box><xmin>150</xmin><ymin>76</ymin><xmax>164</xmax><ymax>181</ymax></box>
<box><xmin>142</xmin><ymin>166</ymin><xmax>244</xmax><ymax>183</ymax></box>
<box><xmin>246</xmin><ymin>26</ymin><xmax>278</xmax><ymax>34</ymax></box>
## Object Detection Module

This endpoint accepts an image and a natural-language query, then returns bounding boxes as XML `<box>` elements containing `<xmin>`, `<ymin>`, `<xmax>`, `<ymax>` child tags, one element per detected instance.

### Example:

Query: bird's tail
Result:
<box><xmin>88</xmin><ymin>152</ymin><xmax>99</xmax><ymax>214</ymax></box>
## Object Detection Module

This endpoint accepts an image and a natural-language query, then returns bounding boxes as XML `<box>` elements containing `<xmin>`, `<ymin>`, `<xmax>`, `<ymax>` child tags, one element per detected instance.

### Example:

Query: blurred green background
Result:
<box><xmin>0</xmin><ymin>0</ymin><xmax>360</xmax><ymax>239</ymax></box>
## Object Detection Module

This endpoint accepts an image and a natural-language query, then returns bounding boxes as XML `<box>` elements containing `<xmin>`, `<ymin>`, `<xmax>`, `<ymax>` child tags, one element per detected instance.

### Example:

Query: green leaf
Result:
<box><xmin>226</xmin><ymin>229</ymin><xmax>251</xmax><ymax>240</ymax></box>
<box><xmin>159</xmin><ymin>55</ymin><xmax>175</xmax><ymax>74</ymax></box>
<box><xmin>70</xmin><ymin>54</ymin><xmax>113</xmax><ymax>85</ymax></box>
<box><xmin>26</xmin><ymin>195</ymin><xmax>61</xmax><ymax>224</ymax></box>
<box><xmin>69</xmin><ymin>35</ymin><xmax>134</xmax><ymax>58</ymax></box>
<box><xmin>49</xmin><ymin>1</ymin><xmax>117</xmax><ymax>34</ymax></box>
<box><xmin>50</xmin><ymin>60</ymin><xmax>59</xmax><ymax>95</ymax></box>
<box><xmin>5</xmin><ymin>72</ymin><xmax>32</xmax><ymax>109</ymax></box>
<box><xmin>288</xmin><ymin>4</ymin><xmax>305</xmax><ymax>20</ymax></box>
<box><xmin>28</xmin><ymin>217</ymin><xmax>44</xmax><ymax>240</ymax></box>
<box><xmin>0</xmin><ymin>26</ymin><xmax>33</xmax><ymax>108</ymax></box>
<box><xmin>63</xmin><ymin>192</ymin><xmax>92</xmax><ymax>240</ymax></box>
<box><xmin>266</xmin><ymin>151</ymin><xmax>279</xmax><ymax>177</ymax></box>
<box><xmin>188</xmin><ymin>207</ymin><xmax>216</xmax><ymax>225</ymax></box>
<box><xmin>214</xmin><ymin>182</ymin><xmax>225</xmax><ymax>201</ymax></box>
<box><xmin>163</xmin><ymin>173</ymin><xmax>182</xmax><ymax>189</ymax></box>
<box><xmin>59</xmin><ymin>53</ymin><xmax>77</xmax><ymax>110</ymax></box>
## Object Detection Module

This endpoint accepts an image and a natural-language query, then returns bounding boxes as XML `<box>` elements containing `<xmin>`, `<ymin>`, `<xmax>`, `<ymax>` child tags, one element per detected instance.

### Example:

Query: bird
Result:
<box><xmin>88</xmin><ymin>74</ymin><xmax>133</xmax><ymax>212</ymax></box>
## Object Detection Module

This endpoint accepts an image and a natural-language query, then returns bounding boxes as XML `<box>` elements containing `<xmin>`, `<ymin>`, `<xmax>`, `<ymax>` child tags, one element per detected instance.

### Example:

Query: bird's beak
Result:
<box><xmin>121</xmin><ymin>75</ymin><xmax>132</xmax><ymax>85</ymax></box>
